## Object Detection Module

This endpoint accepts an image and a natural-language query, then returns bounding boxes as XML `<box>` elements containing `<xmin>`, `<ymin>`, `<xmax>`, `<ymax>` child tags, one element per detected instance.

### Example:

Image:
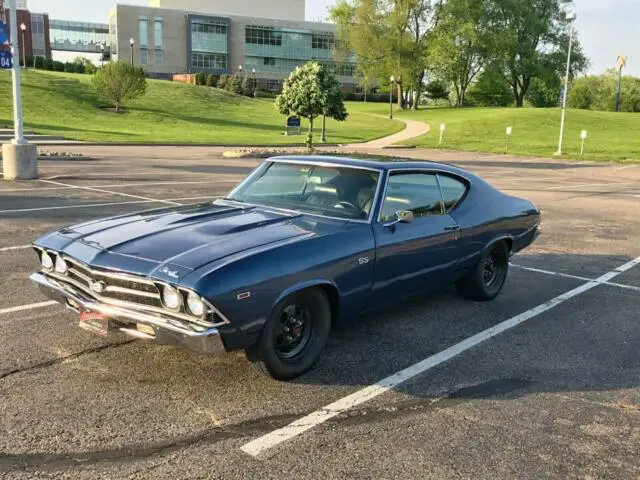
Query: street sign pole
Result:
<box><xmin>7</xmin><ymin>0</ymin><xmax>24</xmax><ymax>144</ymax></box>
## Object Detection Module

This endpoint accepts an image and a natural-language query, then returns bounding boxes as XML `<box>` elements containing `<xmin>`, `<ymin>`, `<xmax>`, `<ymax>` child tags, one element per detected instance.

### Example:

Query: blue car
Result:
<box><xmin>31</xmin><ymin>156</ymin><xmax>540</xmax><ymax>380</ymax></box>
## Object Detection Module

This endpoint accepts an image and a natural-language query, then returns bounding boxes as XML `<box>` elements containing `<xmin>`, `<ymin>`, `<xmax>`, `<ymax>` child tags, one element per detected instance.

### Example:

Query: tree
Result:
<box><xmin>428</xmin><ymin>0</ymin><xmax>494</xmax><ymax>106</ymax></box>
<box><xmin>242</xmin><ymin>75</ymin><xmax>257</xmax><ymax>97</ymax></box>
<box><xmin>424</xmin><ymin>80</ymin><xmax>450</xmax><ymax>102</ymax></box>
<box><xmin>276</xmin><ymin>62</ymin><xmax>348</xmax><ymax>149</ymax></box>
<box><xmin>227</xmin><ymin>72</ymin><xmax>244</xmax><ymax>95</ymax></box>
<box><xmin>217</xmin><ymin>74</ymin><xmax>230</xmax><ymax>90</ymax></box>
<box><xmin>331</xmin><ymin>0</ymin><xmax>436</xmax><ymax>110</ymax></box>
<box><xmin>73</xmin><ymin>56</ymin><xmax>97</xmax><ymax>74</ymax></box>
<box><xmin>466</xmin><ymin>62</ymin><xmax>513</xmax><ymax>106</ymax></box>
<box><xmin>318</xmin><ymin>65</ymin><xmax>348</xmax><ymax>142</ymax></box>
<box><xmin>93</xmin><ymin>61</ymin><xmax>147</xmax><ymax>112</ymax></box>
<box><xmin>490</xmin><ymin>0</ymin><xmax>588</xmax><ymax>107</ymax></box>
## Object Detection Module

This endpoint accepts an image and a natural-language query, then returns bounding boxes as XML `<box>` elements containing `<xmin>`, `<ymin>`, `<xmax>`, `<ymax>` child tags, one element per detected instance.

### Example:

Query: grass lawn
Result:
<box><xmin>0</xmin><ymin>70</ymin><xmax>403</xmax><ymax>144</ymax></box>
<box><xmin>350</xmin><ymin>102</ymin><xmax>640</xmax><ymax>162</ymax></box>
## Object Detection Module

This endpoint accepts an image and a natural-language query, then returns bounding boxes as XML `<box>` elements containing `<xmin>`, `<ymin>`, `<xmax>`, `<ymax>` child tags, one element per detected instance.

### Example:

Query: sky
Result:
<box><xmin>25</xmin><ymin>0</ymin><xmax>640</xmax><ymax>76</ymax></box>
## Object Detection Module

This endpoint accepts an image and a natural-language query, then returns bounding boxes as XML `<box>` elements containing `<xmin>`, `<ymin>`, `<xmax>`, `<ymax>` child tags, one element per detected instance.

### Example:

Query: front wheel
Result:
<box><xmin>245</xmin><ymin>288</ymin><xmax>331</xmax><ymax>381</ymax></box>
<box><xmin>456</xmin><ymin>241</ymin><xmax>509</xmax><ymax>301</ymax></box>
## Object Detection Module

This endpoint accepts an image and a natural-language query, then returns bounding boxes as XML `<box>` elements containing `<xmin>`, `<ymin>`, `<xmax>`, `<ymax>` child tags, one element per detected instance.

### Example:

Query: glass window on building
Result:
<box><xmin>191</xmin><ymin>52</ymin><xmax>228</xmax><ymax>70</ymax></box>
<box><xmin>140</xmin><ymin>47</ymin><xmax>149</xmax><ymax>65</ymax></box>
<box><xmin>155</xmin><ymin>49</ymin><xmax>163</xmax><ymax>65</ymax></box>
<box><xmin>31</xmin><ymin>14</ymin><xmax>46</xmax><ymax>57</ymax></box>
<box><xmin>154</xmin><ymin>17</ymin><xmax>163</xmax><ymax>49</ymax></box>
<box><xmin>190</xmin><ymin>17</ymin><xmax>228</xmax><ymax>55</ymax></box>
<box><xmin>263</xmin><ymin>57</ymin><xmax>276</xmax><ymax>66</ymax></box>
<box><xmin>139</xmin><ymin>17</ymin><xmax>148</xmax><ymax>47</ymax></box>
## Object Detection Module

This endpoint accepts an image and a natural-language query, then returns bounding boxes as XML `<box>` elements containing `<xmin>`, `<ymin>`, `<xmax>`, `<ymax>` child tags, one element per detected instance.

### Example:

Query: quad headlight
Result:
<box><xmin>186</xmin><ymin>291</ymin><xmax>205</xmax><ymax>317</ymax></box>
<box><xmin>54</xmin><ymin>256</ymin><xmax>68</xmax><ymax>274</ymax></box>
<box><xmin>41</xmin><ymin>251</ymin><xmax>54</xmax><ymax>271</ymax></box>
<box><xmin>162</xmin><ymin>285</ymin><xmax>182</xmax><ymax>310</ymax></box>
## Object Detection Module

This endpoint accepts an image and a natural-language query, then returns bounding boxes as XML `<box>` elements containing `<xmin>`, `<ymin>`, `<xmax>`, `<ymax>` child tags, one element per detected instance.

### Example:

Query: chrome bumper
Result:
<box><xmin>30</xmin><ymin>272</ymin><xmax>226</xmax><ymax>355</ymax></box>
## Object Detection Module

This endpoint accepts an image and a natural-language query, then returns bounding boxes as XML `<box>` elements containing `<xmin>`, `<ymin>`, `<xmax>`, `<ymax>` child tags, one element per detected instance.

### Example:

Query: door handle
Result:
<box><xmin>444</xmin><ymin>225</ymin><xmax>460</xmax><ymax>231</ymax></box>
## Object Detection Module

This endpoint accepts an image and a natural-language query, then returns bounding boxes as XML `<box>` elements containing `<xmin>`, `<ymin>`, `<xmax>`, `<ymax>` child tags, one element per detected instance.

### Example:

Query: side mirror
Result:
<box><xmin>384</xmin><ymin>210</ymin><xmax>414</xmax><ymax>230</ymax></box>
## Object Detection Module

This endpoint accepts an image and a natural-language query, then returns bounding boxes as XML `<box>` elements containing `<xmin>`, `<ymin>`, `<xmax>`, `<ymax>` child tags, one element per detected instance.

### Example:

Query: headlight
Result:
<box><xmin>54</xmin><ymin>256</ymin><xmax>68</xmax><ymax>274</ymax></box>
<box><xmin>186</xmin><ymin>291</ymin><xmax>205</xmax><ymax>317</ymax></box>
<box><xmin>41</xmin><ymin>251</ymin><xmax>54</xmax><ymax>271</ymax></box>
<box><xmin>162</xmin><ymin>285</ymin><xmax>182</xmax><ymax>310</ymax></box>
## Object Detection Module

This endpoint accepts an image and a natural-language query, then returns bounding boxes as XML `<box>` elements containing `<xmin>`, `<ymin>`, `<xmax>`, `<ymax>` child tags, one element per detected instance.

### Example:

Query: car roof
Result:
<box><xmin>269</xmin><ymin>155</ymin><xmax>472</xmax><ymax>177</ymax></box>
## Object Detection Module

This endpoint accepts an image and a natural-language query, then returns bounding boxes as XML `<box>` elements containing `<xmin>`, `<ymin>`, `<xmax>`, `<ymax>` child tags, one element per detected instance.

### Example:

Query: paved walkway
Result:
<box><xmin>345</xmin><ymin>116</ymin><xmax>431</xmax><ymax>149</ymax></box>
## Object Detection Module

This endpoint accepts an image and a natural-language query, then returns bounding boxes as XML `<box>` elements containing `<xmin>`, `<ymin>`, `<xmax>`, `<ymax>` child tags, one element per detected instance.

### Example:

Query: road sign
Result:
<box><xmin>285</xmin><ymin>116</ymin><xmax>301</xmax><ymax>136</ymax></box>
<box><xmin>616</xmin><ymin>55</ymin><xmax>627</xmax><ymax>71</ymax></box>
<box><xmin>0</xmin><ymin>51</ymin><xmax>12</xmax><ymax>69</ymax></box>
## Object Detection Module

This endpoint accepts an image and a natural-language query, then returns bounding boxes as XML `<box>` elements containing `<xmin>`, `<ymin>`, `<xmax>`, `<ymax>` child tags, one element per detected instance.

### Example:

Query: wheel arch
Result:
<box><xmin>484</xmin><ymin>235</ymin><xmax>513</xmax><ymax>255</ymax></box>
<box><xmin>272</xmin><ymin>280</ymin><xmax>340</xmax><ymax>324</ymax></box>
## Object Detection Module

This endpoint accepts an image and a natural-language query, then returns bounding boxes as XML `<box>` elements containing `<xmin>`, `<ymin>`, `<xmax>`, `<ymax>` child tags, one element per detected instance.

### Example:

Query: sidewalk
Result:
<box><xmin>344</xmin><ymin>117</ymin><xmax>430</xmax><ymax>149</ymax></box>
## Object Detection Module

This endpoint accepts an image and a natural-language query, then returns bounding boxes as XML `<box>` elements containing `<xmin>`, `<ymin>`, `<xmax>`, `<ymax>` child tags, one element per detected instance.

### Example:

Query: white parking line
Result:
<box><xmin>0</xmin><ymin>195</ymin><xmax>220</xmax><ymax>214</ymax></box>
<box><xmin>240</xmin><ymin>255</ymin><xmax>640</xmax><ymax>457</ymax></box>
<box><xmin>511</xmin><ymin>264</ymin><xmax>640</xmax><ymax>293</ymax></box>
<box><xmin>0</xmin><ymin>301</ymin><xmax>57</xmax><ymax>316</ymax></box>
<box><xmin>40</xmin><ymin>179</ymin><xmax>182</xmax><ymax>206</ymax></box>
<box><xmin>0</xmin><ymin>245</ymin><xmax>31</xmax><ymax>252</ymax></box>
<box><xmin>544</xmin><ymin>181</ymin><xmax>637</xmax><ymax>190</ymax></box>
<box><xmin>0</xmin><ymin>180</ymin><xmax>214</xmax><ymax>193</ymax></box>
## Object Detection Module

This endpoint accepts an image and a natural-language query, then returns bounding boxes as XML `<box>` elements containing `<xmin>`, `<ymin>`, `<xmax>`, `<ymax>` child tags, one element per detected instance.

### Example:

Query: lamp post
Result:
<box><xmin>100</xmin><ymin>43</ymin><xmax>105</xmax><ymax>68</ymax></box>
<box><xmin>554</xmin><ymin>12</ymin><xmax>575</xmax><ymax>156</ymax></box>
<box><xmin>389</xmin><ymin>75</ymin><xmax>395</xmax><ymax>120</ymax></box>
<box><xmin>252</xmin><ymin>67</ymin><xmax>256</xmax><ymax>97</ymax></box>
<box><xmin>129</xmin><ymin>37</ymin><xmax>135</xmax><ymax>65</ymax></box>
<box><xmin>19</xmin><ymin>23</ymin><xmax>26</xmax><ymax>69</ymax></box>
<box><xmin>238</xmin><ymin>64</ymin><xmax>243</xmax><ymax>75</ymax></box>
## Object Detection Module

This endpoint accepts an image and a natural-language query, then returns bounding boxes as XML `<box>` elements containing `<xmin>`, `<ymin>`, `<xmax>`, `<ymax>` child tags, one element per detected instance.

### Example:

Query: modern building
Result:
<box><xmin>0</xmin><ymin>5</ymin><xmax>51</xmax><ymax>60</ymax></box>
<box><xmin>108</xmin><ymin>2</ymin><xmax>357</xmax><ymax>91</ymax></box>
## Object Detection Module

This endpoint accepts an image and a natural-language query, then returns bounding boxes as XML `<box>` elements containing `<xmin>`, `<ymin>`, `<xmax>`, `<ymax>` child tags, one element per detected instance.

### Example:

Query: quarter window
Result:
<box><xmin>380</xmin><ymin>173</ymin><xmax>444</xmax><ymax>222</ymax></box>
<box><xmin>437</xmin><ymin>175</ymin><xmax>467</xmax><ymax>212</ymax></box>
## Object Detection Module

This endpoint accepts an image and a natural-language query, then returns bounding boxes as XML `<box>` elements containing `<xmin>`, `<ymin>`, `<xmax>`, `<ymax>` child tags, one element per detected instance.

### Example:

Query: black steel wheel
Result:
<box><xmin>456</xmin><ymin>241</ymin><xmax>509</xmax><ymax>301</ymax></box>
<box><xmin>245</xmin><ymin>288</ymin><xmax>331</xmax><ymax>381</ymax></box>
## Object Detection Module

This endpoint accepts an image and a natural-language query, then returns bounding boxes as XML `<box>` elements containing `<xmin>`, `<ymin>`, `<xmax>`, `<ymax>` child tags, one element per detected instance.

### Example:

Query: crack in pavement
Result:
<box><xmin>0</xmin><ymin>340</ymin><xmax>137</xmax><ymax>381</ymax></box>
<box><xmin>0</xmin><ymin>378</ymin><xmax>533</xmax><ymax>473</ymax></box>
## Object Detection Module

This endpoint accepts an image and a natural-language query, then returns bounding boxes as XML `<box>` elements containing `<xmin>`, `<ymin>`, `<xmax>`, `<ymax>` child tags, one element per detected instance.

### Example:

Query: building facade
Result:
<box><xmin>109</xmin><ymin>3</ymin><xmax>357</xmax><ymax>91</ymax></box>
<box><xmin>148</xmin><ymin>0</ymin><xmax>305</xmax><ymax>22</ymax></box>
<box><xmin>0</xmin><ymin>7</ymin><xmax>51</xmax><ymax>60</ymax></box>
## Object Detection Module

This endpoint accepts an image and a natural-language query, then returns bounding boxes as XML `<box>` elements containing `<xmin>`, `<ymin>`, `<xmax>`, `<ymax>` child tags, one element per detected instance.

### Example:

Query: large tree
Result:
<box><xmin>275</xmin><ymin>62</ymin><xmax>347</xmax><ymax>149</ymax></box>
<box><xmin>490</xmin><ymin>0</ymin><xmax>588</xmax><ymax>107</ymax></box>
<box><xmin>428</xmin><ymin>0</ymin><xmax>494</xmax><ymax>106</ymax></box>
<box><xmin>331</xmin><ymin>0</ymin><xmax>436</xmax><ymax>110</ymax></box>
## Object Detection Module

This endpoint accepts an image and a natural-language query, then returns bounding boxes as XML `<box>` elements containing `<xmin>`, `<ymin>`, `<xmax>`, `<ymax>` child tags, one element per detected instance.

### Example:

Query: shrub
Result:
<box><xmin>205</xmin><ymin>74</ymin><xmax>218</xmax><ymax>87</ymax></box>
<box><xmin>217</xmin><ymin>74</ymin><xmax>229</xmax><ymax>89</ymax></box>
<box><xmin>228</xmin><ymin>73</ymin><xmax>244</xmax><ymax>95</ymax></box>
<box><xmin>467</xmin><ymin>65</ymin><xmax>513</xmax><ymax>107</ymax></box>
<box><xmin>242</xmin><ymin>75</ymin><xmax>256</xmax><ymax>97</ymax></box>
<box><xmin>33</xmin><ymin>56</ymin><xmax>45</xmax><ymax>69</ymax></box>
<box><xmin>63</xmin><ymin>62</ymin><xmax>74</xmax><ymax>73</ymax></box>
<box><xmin>527</xmin><ymin>75</ymin><xmax>562</xmax><ymax>108</ymax></box>
<box><xmin>194</xmin><ymin>72</ymin><xmax>207</xmax><ymax>85</ymax></box>
<box><xmin>93</xmin><ymin>61</ymin><xmax>147</xmax><ymax>112</ymax></box>
<box><xmin>254</xmin><ymin>88</ymin><xmax>278</xmax><ymax>99</ymax></box>
<box><xmin>53</xmin><ymin>61</ymin><xmax>65</xmax><ymax>72</ymax></box>
<box><xmin>43</xmin><ymin>57</ymin><xmax>54</xmax><ymax>70</ymax></box>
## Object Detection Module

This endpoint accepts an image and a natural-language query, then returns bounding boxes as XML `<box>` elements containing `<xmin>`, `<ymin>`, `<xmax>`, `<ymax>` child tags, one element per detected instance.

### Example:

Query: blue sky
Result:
<box><xmin>28</xmin><ymin>0</ymin><xmax>639</xmax><ymax>76</ymax></box>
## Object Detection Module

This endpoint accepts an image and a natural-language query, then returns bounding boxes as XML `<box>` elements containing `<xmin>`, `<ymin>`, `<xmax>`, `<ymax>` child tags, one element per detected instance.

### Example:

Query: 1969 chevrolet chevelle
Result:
<box><xmin>31</xmin><ymin>156</ymin><xmax>540</xmax><ymax>380</ymax></box>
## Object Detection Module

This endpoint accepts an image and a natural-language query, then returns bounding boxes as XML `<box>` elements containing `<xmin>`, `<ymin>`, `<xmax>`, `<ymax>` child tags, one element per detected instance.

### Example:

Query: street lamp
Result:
<box><xmin>100</xmin><ymin>43</ymin><xmax>105</xmax><ymax>67</ymax></box>
<box><xmin>238</xmin><ymin>64</ymin><xmax>243</xmax><ymax>74</ymax></box>
<box><xmin>19</xmin><ymin>23</ymin><xmax>26</xmax><ymax>69</ymax></box>
<box><xmin>554</xmin><ymin>11</ymin><xmax>576</xmax><ymax>156</ymax></box>
<box><xmin>389</xmin><ymin>75</ymin><xmax>395</xmax><ymax>120</ymax></box>
<box><xmin>129</xmin><ymin>38</ymin><xmax>135</xmax><ymax>66</ymax></box>
<box><xmin>252</xmin><ymin>68</ymin><xmax>256</xmax><ymax>97</ymax></box>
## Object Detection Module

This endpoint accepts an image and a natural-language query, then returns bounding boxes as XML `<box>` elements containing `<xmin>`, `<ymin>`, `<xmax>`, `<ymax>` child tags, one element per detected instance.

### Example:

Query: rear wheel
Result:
<box><xmin>456</xmin><ymin>241</ymin><xmax>509</xmax><ymax>301</ymax></box>
<box><xmin>245</xmin><ymin>288</ymin><xmax>331</xmax><ymax>381</ymax></box>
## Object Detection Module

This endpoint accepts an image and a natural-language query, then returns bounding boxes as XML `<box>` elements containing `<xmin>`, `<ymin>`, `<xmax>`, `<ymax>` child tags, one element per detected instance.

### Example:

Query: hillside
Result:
<box><xmin>350</xmin><ymin>103</ymin><xmax>640</xmax><ymax>161</ymax></box>
<box><xmin>0</xmin><ymin>70</ymin><xmax>403</xmax><ymax>144</ymax></box>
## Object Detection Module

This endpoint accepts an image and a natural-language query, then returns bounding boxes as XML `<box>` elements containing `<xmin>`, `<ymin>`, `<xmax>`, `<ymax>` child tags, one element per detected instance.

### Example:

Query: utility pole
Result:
<box><xmin>2</xmin><ymin>0</ymin><xmax>38</xmax><ymax>180</ymax></box>
<box><xmin>554</xmin><ymin>13</ymin><xmax>575</xmax><ymax>156</ymax></box>
<box><xmin>615</xmin><ymin>55</ymin><xmax>627</xmax><ymax>112</ymax></box>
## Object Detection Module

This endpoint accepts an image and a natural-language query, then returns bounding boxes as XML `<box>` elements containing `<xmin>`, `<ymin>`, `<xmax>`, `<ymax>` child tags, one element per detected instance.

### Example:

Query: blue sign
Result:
<box><xmin>287</xmin><ymin>116</ymin><xmax>301</xmax><ymax>127</ymax></box>
<box><xmin>0</xmin><ymin>52</ymin><xmax>13</xmax><ymax>70</ymax></box>
<box><xmin>0</xmin><ymin>22</ymin><xmax>8</xmax><ymax>45</ymax></box>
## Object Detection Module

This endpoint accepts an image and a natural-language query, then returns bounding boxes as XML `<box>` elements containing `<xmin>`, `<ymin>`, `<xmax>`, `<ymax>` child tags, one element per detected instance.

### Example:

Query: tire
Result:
<box><xmin>456</xmin><ymin>241</ymin><xmax>509</xmax><ymax>301</ymax></box>
<box><xmin>245</xmin><ymin>288</ymin><xmax>331</xmax><ymax>381</ymax></box>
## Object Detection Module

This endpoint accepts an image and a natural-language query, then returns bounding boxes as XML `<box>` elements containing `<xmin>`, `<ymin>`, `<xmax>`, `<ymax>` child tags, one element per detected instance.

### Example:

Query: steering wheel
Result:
<box><xmin>333</xmin><ymin>201</ymin><xmax>361</xmax><ymax>212</ymax></box>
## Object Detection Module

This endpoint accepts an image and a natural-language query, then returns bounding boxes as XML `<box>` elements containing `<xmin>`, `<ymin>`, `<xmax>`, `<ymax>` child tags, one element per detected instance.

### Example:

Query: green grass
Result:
<box><xmin>350</xmin><ymin>102</ymin><xmax>640</xmax><ymax>162</ymax></box>
<box><xmin>0</xmin><ymin>70</ymin><xmax>403</xmax><ymax>144</ymax></box>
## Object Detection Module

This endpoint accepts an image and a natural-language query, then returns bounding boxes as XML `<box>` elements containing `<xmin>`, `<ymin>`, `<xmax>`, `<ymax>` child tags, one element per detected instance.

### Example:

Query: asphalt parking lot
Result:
<box><xmin>1</xmin><ymin>147</ymin><xmax>639</xmax><ymax>479</ymax></box>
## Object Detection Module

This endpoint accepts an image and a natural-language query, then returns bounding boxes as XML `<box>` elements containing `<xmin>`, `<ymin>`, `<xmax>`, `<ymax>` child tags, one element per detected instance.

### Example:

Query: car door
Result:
<box><xmin>370</xmin><ymin>171</ymin><xmax>461</xmax><ymax>306</ymax></box>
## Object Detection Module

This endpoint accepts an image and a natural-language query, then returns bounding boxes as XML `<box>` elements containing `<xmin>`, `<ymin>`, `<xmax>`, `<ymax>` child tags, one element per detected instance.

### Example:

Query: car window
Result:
<box><xmin>437</xmin><ymin>174</ymin><xmax>468</xmax><ymax>212</ymax></box>
<box><xmin>227</xmin><ymin>162</ymin><xmax>380</xmax><ymax>220</ymax></box>
<box><xmin>379</xmin><ymin>173</ymin><xmax>444</xmax><ymax>222</ymax></box>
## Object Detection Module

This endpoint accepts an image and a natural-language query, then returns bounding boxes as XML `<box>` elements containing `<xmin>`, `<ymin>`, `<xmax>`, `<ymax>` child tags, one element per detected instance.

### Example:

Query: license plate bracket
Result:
<box><xmin>79</xmin><ymin>309</ymin><xmax>110</xmax><ymax>336</ymax></box>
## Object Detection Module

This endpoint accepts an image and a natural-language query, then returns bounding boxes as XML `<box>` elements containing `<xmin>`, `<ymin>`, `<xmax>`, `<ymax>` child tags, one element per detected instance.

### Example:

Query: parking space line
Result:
<box><xmin>240</xmin><ymin>255</ymin><xmax>640</xmax><ymax>457</ymax></box>
<box><xmin>512</xmin><ymin>264</ymin><xmax>640</xmax><ymax>293</ymax></box>
<box><xmin>0</xmin><ymin>180</ymin><xmax>215</xmax><ymax>193</ymax></box>
<box><xmin>39</xmin><ymin>179</ymin><xmax>182</xmax><ymax>206</ymax></box>
<box><xmin>0</xmin><ymin>195</ymin><xmax>220</xmax><ymax>214</ymax></box>
<box><xmin>0</xmin><ymin>301</ymin><xmax>57</xmax><ymax>316</ymax></box>
<box><xmin>0</xmin><ymin>245</ymin><xmax>31</xmax><ymax>252</ymax></box>
<box><xmin>544</xmin><ymin>181</ymin><xmax>637</xmax><ymax>190</ymax></box>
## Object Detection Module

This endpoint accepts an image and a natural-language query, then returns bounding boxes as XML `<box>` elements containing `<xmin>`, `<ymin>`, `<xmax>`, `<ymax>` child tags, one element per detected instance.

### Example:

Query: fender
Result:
<box><xmin>483</xmin><ymin>234</ymin><xmax>514</xmax><ymax>255</ymax></box>
<box><xmin>272</xmin><ymin>278</ymin><xmax>341</xmax><ymax>313</ymax></box>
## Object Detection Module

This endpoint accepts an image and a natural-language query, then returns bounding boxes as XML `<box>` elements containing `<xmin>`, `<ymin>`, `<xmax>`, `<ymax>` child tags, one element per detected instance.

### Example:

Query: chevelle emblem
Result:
<box><xmin>91</xmin><ymin>280</ymin><xmax>106</xmax><ymax>294</ymax></box>
<box><xmin>159</xmin><ymin>267</ymin><xmax>180</xmax><ymax>279</ymax></box>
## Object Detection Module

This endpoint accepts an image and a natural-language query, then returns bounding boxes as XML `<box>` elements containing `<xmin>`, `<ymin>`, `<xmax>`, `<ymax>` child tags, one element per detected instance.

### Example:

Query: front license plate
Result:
<box><xmin>79</xmin><ymin>310</ymin><xmax>110</xmax><ymax>337</ymax></box>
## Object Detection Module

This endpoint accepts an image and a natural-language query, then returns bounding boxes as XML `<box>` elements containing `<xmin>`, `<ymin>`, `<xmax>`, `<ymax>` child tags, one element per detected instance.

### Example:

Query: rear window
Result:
<box><xmin>437</xmin><ymin>175</ymin><xmax>467</xmax><ymax>212</ymax></box>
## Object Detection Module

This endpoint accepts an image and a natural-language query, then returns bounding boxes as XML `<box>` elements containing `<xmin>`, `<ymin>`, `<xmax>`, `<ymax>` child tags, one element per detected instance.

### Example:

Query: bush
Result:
<box><xmin>228</xmin><ymin>73</ymin><xmax>244</xmax><ymax>95</ymax></box>
<box><xmin>568</xmin><ymin>73</ymin><xmax>640</xmax><ymax>112</ymax></box>
<box><xmin>52</xmin><ymin>61</ymin><xmax>65</xmax><ymax>72</ymax></box>
<box><xmin>33</xmin><ymin>56</ymin><xmax>45</xmax><ymax>69</ymax></box>
<box><xmin>93</xmin><ymin>61</ymin><xmax>147</xmax><ymax>112</ymax></box>
<box><xmin>217</xmin><ymin>74</ymin><xmax>230</xmax><ymax>90</ymax></box>
<box><xmin>194</xmin><ymin>72</ymin><xmax>207</xmax><ymax>85</ymax></box>
<box><xmin>467</xmin><ymin>65</ymin><xmax>513</xmax><ymax>107</ymax></box>
<box><xmin>254</xmin><ymin>88</ymin><xmax>278</xmax><ymax>99</ymax></box>
<box><xmin>43</xmin><ymin>57</ymin><xmax>54</xmax><ymax>70</ymax></box>
<box><xmin>63</xmin><ymin>62</ymin><xmax>74</xmax><ymax>73</ymax></box>
<box><xmin>206</xmin><ymin>74</ymin><xmax>218</xmax><ymax>87</ymax></box>
<box><xmin>342</xmin><ymin>92</ymin><xmax>396</xmax><ymax>103</ymax></box>
<box><xmin>242</xmin><ymin>75</ymin><xmax>256</xmax><ymax>97</ymax></box>
<box><xmin>527</xmin><ymin>75</ymin><xmax>562</xmax><ymax>108</ymax></box>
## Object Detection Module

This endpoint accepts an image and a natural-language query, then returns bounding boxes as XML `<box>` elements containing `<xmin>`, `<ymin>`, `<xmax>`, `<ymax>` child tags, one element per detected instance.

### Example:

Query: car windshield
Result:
<box><xmin>226</xmin><ymin>161</ymin><xmax>381</xmax><ymax>221</ymax></box>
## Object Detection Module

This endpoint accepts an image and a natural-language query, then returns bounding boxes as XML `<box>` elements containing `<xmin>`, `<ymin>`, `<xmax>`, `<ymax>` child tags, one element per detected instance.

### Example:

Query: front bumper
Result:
<box><xmin>30</xmin><ymin>272</ymin><xmax>226</xmax><ymax>355</ymax></box>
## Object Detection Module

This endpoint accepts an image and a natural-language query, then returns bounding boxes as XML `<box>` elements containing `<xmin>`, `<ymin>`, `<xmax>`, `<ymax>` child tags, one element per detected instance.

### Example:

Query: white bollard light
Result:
<box><xmin>439</xmin><ymin>123</ymin><xmax>446</xmax><ymax>147</ymax></box>
<box><xmin>580</xmin><ymin>130</ymin><xmax>587</xmax><ymax>156</ymax></box>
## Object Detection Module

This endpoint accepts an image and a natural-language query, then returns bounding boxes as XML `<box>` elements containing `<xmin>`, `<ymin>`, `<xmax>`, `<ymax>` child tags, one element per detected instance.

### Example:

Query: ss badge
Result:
<box><xmin>358</xmin><ymin>257</ymin><xmax>370</xmax><ymax>265</ymax></box>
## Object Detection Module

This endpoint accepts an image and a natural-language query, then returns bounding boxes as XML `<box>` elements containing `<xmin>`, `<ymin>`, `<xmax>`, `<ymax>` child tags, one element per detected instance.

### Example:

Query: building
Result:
<box><xmin>0</xmin><ymin>4</ymin><xmax>51</xmax><ymax>60</ymax></box>
<box><xmin>108</xmin><ymin>2</ymin><xmax>357</xmax><ymax>91</ymax></box>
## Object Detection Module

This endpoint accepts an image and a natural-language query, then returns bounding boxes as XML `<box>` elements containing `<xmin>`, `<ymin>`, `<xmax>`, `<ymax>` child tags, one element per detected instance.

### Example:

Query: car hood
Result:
<box><xmin>40</xmin><ymin>202</ymin><xmax>319</xmax><ymax>280</ymax></box>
